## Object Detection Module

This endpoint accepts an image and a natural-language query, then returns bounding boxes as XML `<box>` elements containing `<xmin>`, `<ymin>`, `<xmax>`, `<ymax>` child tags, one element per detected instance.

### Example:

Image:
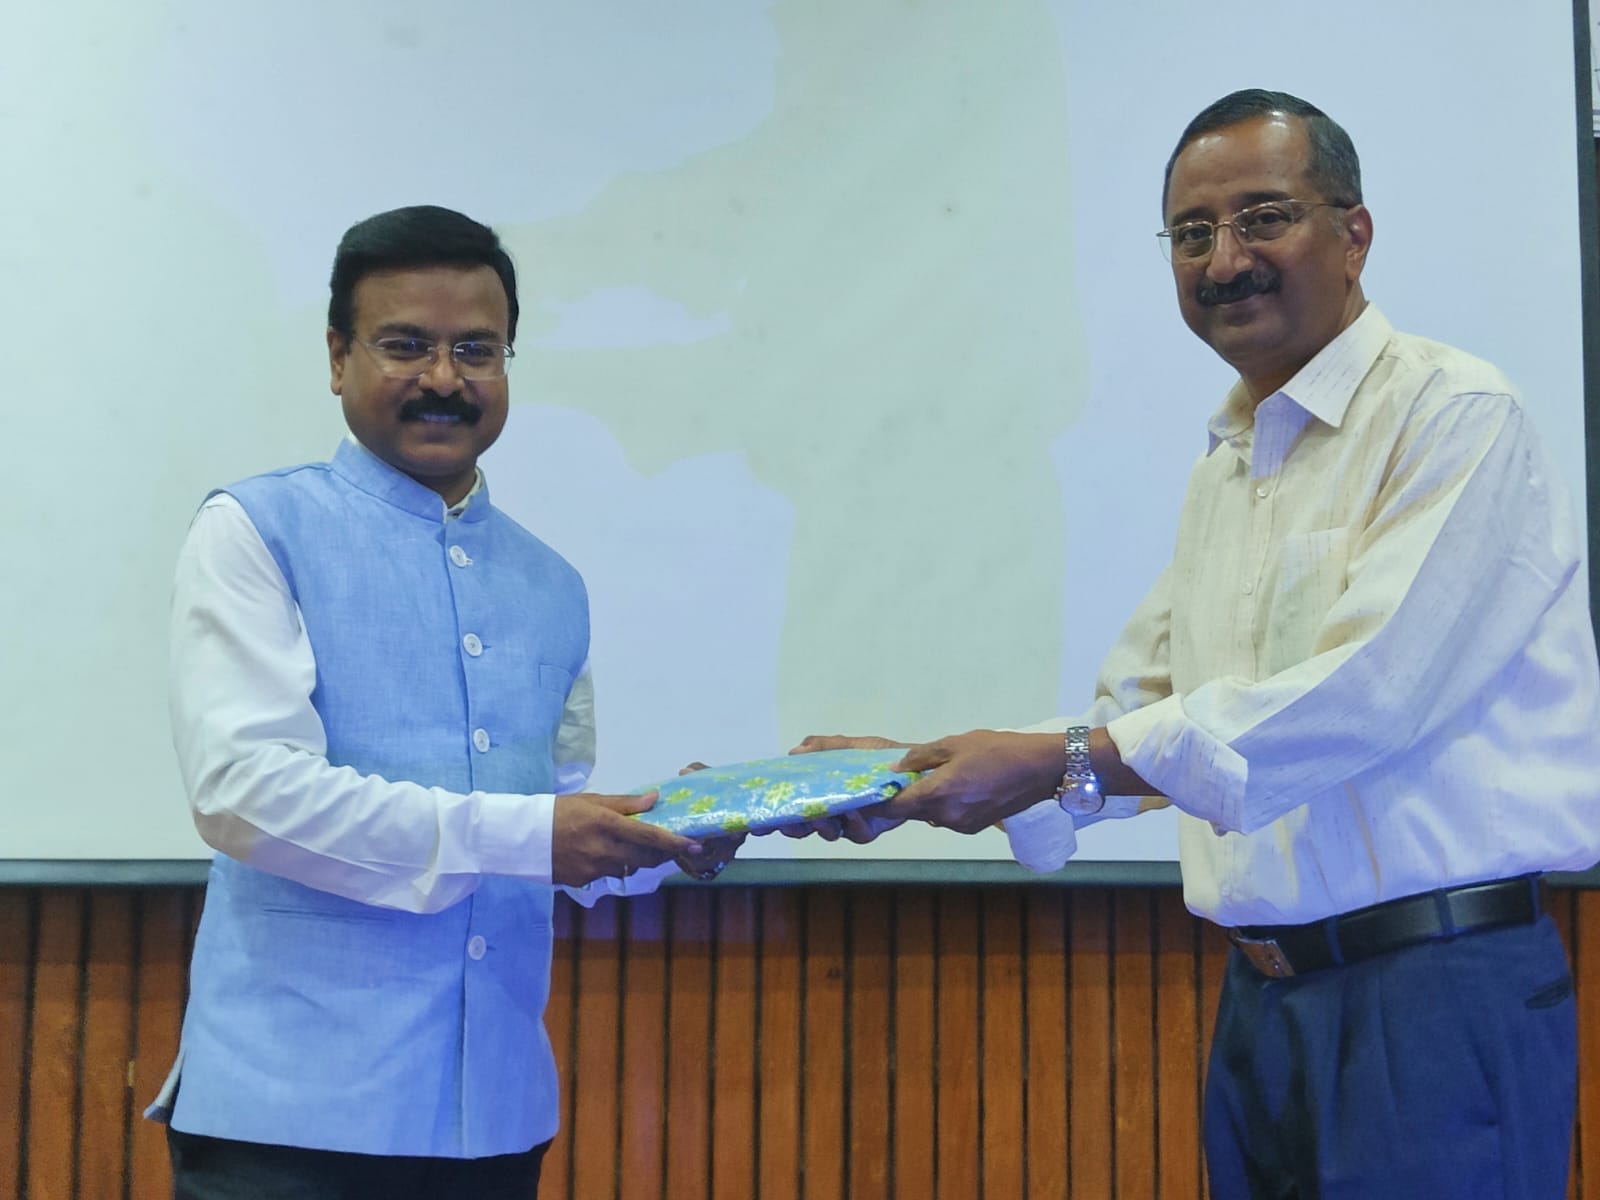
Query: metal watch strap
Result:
<box><xmin>1054</xmin><ymin>725</ymin><xmax>1105</xmax><ymax>815</ymax></box>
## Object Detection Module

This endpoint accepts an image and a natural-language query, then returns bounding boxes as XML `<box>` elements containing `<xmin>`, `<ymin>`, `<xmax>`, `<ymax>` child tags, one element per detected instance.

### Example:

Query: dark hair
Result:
<box><xmin>1161</xmin><ymin>89</ymin><xmax>1362</xmax><ymax>216</ymax></box>
<box><xmin>327</xmin><ymin>205</ymin><xmax>519</xmax><ymax>342</ymax></box>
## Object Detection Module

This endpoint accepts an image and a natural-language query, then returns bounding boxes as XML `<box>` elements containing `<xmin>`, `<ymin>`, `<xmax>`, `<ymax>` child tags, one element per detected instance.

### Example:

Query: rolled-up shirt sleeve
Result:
<box><xmin>1107</xmin><ymin>394</ymin><xmax>1577</xmax><ymax>835</ymax></box>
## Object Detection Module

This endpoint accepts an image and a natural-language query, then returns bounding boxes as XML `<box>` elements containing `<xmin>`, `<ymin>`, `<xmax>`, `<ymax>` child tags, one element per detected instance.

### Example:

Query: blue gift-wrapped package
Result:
<box><xmin>630</xmin><ymin>748</ymin><xmax>917</xmax><ymax>838</ymax></box>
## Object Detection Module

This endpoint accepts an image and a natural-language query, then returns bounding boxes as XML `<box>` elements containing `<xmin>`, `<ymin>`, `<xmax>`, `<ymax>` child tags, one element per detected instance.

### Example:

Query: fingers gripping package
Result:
<box><xmin>630</xmin><ymin>748</ymin><xmax>919</xmax><ymax>839</ymax></box>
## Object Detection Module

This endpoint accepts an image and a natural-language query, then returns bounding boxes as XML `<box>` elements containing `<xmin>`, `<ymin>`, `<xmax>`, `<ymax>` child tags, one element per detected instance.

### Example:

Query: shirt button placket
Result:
<box><xmin>1243</xmin><ymin>474</ymin><xmax>1272</xmax><ymax>668</ymax></box>
<box><xmin>452</xmin><ymin>538</ymin><xmax>490</xmax><ymax>777</ymax></box>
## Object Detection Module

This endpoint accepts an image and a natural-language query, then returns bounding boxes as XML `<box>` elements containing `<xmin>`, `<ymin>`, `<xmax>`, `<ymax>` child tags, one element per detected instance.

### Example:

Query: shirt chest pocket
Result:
<box><xmin>1263</xmin><ymin>527</ymin><xmax>1352</xmax><ymax>664</ymax></box>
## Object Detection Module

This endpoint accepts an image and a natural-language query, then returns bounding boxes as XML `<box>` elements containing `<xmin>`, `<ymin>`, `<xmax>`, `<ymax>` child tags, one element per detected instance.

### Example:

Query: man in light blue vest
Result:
<box><xmin>151</xmin><ymin>205</ymin><xmax>735</xmax><ymax>1198</ymax></box>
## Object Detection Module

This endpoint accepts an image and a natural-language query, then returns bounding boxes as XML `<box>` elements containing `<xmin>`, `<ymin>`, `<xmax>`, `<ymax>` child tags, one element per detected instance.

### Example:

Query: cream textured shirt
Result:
<box><xmin>1005</xmin><ymin>305</ymin><xmax>1600</xmax><ymax>926</ymax></box>
<box><xmin>169</xmin><ymin>444</ymin><xmax>678</xmax><ymax>913</ymax></box>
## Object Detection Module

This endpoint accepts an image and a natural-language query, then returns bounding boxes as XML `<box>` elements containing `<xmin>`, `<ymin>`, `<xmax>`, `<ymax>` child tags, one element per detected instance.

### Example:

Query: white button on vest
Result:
<box><xmin>1255</xmin><ymin>485</ymin><xmax>1270</xmax><ymax>499</ymax></box>
<box><xmin>463</xmin><ymin>633</ymin><xmax>483</xmax><ymax>657</ymax></box>
<box><xmin>472</xmin><ymin>728</ymin><xmax>490</xmax><ymax>753</ymax></box>
<box><xmin>1242</xmin><ymin>581</ymin><xmax>1254</xmax><ymax>595</ymax></box>
<box><xmin>449</xmin><ymin>545</ymin><xmax>472</xmax><ymax>567</ymax></box>
<box><xmin>467</xmin><ymin>935</ymin><xmax>487</xmax><ymax>960</ymax></box>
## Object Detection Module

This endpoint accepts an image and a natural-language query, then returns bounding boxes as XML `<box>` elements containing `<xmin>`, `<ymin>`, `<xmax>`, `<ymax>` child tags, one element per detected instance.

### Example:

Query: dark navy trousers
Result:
<box><xmin>168</xmin><ymin>1129</ymin><xmax>549</xmax><ymax>1200</ymax></box>
<box><xmin>1203</xmin><ymin>915</ymin><xmax>1575</xmax><ymax>1199</ymax></box>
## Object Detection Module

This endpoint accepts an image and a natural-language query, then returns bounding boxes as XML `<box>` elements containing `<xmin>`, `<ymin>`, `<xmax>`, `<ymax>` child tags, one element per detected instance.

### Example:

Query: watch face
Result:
<box><xmin>1057</xmin><ymin>779</ymin><xmax>1105</xmax><ymax>816</ymax></box>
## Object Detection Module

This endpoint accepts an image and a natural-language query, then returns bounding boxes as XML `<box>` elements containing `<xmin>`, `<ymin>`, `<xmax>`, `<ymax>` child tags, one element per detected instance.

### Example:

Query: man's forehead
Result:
<box><xmin>351</xmin><ymin>263</ymin><xmax>509</xmax><ymax>331</ymax></box>
<box><xmin>1166</xmin><ymin>116</ymin><xmax>1311</xmax><ymax>217</ymax></box>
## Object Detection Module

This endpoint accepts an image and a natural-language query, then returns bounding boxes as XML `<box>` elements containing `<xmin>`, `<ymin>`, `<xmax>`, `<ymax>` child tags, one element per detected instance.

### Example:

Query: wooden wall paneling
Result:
<box><xmin>1568</xmin><ymin>889</ymin><xmax>1593</xmax><ymax>1200</ymax></box>
<box><xmin>127</xmin><ymin>888</ymin><xmax>193</xmax><ymax>1200</ymax></box>
<box><xmin>845</xmin><ymin>889</ymin><xmax>893</xmax><ymax>1200</ymax></box>
<box><xmin>1153</xmin><ymin>892</ymin><xmax>1204</xmax><ymax>1200</ymax></box>
<box><xmin>543</xmin><ymin>895</ymin><xmax>577</xmax><ymax>1200</ymax></box>
<box><xmin>889</xmin><ymin>891</ymin><xmax>936</xmax><ymax>1199</ymax></box>
<box><xmin>756</xmin><ymin>889</ymin><xmax>803</xmax><ymax>1200</ymax></box>
<box><xmin>664</xmin><ymin>888</ymin><xmax>714</xmax><ymax>1199</ymax></box>
<box><xmin>800</xmin><ymin>886</ymin><xmax>847</xmax><ymax>1200</ymax></box>
<box><xmin>26</xmin><ymin>889</ymin><xmax>86</xmax><ymax>1200</ymax></box>
<box><xmin>1551</xmin><ymin>889</ymin><xmax>1580</xmax><ymax>1200</ymax></box>
<box><xmin>711</xmin><ymin>888</ymin><xmax>759</xmax><ymax>1200</ymax></box>
<box><xmin>0</xmin><ymin>890</ymin><xmax>36</xmax><ymax>1200</ymax></box>
<box><xmin>27</xmin><ymin>888</ymin><xmax>86</xmax><ymax>1200</ymax></box>
<box><xmin>1111</xmin><ymin>890</ymin><xmax>1157</xmax><ymax>1198</ymax></box>
<box><xmin>79</xmin><ymin>889</ymin><xmax>136</xmax><ymax>1199</ymax></box>
<box><xmin>1022</xmin><ymin>888</ymin><xmax>1070</xmax><ymax>1200</ymax></box>
<box><xmin>1067</xmin><ymin>889</ymin><xmax>1113</xmax><ymax>1199</ymax></box>
<box><xmin>1550</xmin><ymin>883</ymin><xmax>1575</xmax><ymax>949</ymax></box>
<box><xmin>21</xmin><ymin>883</ymin><xmax>1600</xmax><ymax>1200</ymax></box>
<box><xmin>569</xmin><ymin>897</ymin><xmax>623</xmax><ymax>1200</ymax></box>
<box><xmin>934</xmin><ymin>889</ymin><xmax>981</xmax><ymax>1200</ymax></box>
<box><xmin>619</xmin><ymin>893</ymin><xmax>669</xmax><ymax>1200</ymax></box>
<box><xmin>980</xmin><ymin>888</ymin><xmax>1026</xmax><ymax>1200</ymax></box>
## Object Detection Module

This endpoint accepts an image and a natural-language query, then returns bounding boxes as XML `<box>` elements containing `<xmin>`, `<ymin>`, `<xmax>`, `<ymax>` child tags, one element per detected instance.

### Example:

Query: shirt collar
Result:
<box><xmin>333</xmin><ymin>435</ymin><xmax>489</xmax><ymax>523</ymax></box>
<box><xmin>1206</xmin><ymin>303</ymin><xmax>1392</xmax><ymax>453</ymax></box>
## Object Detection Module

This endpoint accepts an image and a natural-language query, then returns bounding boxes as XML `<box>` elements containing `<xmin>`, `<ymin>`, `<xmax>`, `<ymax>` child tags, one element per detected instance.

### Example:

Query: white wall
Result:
<box><xmin>2</xmin><ymin>0</ymin><xmax>1589</xmax><ymax>865</ymax></box>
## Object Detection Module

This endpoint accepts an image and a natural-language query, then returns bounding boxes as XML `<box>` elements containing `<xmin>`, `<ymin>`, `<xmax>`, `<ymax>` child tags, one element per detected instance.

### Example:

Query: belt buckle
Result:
<box><xmin>1229</xmin><ymin>930</ymin><xmax>1296</xmax><ymax>978</ymax></box>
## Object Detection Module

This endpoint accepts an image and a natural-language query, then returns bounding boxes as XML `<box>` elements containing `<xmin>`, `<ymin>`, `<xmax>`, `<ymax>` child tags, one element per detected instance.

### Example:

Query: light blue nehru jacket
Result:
<box><xmin>166</xmin><ymin>440</ymin><xmax>588</xmax><ymax>1157</ymax></box>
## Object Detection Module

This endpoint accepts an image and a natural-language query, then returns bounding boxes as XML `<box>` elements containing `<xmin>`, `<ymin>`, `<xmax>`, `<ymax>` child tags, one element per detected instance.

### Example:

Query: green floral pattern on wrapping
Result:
<box><xmin>630</xmin><ymin>748</ymin><xmax>918</xmax><ymax>838</ymax></box>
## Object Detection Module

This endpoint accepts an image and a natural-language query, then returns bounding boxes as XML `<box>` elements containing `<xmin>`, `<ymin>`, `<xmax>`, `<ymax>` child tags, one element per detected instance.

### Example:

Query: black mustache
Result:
<box><xmin>1196</xmin><ymin>266</ymin><xmax>1280</xmax><ymax>307</ymax></box>
<box><xmin>400</xmin><ymin>392</ymin><xmax>482</xmax><ymax>425</ymax></box>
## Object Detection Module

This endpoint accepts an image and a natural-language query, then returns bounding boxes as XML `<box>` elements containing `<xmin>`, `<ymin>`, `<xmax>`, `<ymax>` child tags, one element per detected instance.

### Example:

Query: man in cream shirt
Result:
<box><xmin>805</xmin><ymin>90</ymin><xmax>1600</xmax><ymax>1198</ymax></box>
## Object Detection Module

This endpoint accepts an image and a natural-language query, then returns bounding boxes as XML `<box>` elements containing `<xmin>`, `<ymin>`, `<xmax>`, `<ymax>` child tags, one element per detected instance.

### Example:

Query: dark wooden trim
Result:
<box><xmin>16</xmin><ymin>859</ymin><xmax>1600</xmax><ymax>890</ymax></box>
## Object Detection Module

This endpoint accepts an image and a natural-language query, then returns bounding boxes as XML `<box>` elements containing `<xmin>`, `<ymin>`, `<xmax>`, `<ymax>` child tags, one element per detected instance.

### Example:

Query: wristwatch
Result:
<box><xmin>1053</xmin><ymin>725</ymin><xmax>1105</xmax><ymax>815</ymax></box>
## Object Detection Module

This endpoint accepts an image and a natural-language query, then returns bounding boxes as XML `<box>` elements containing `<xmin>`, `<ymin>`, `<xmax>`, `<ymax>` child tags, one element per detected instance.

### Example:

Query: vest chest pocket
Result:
<box><xmin>538</xmin><ymin>663</ymin><xmax>573</xmax><ymax>697</ymax></box>
<box><xmin>523</xmin><ymin>662</ymin><xmax>574</xmax><ymax>736</ymax></box>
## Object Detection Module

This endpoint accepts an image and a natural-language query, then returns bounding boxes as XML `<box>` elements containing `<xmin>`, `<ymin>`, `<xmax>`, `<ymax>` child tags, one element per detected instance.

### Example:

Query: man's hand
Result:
<box><xmin>793</xmin><ymin>805</ymin><xmax>907</xmax><ymax>844</ymax></box>
<box><xmin>676</xmin><ymin>833</ymin><xmax>745</xmax><ymax>880</ymax></box>
<box><xmin>551</xmin><ymin>792</ymin><xmax>692</xmax><ymax>887</ymax></box>
<box><xmin>670</xmin><ymin>760</ymin><xmax>744</xmax><ymax>880</ymax></box>
<box><xmin>877</xmin><ymin>730</ymin><xmax>1064</xmax><ymax>835</ymax></box>
<box><xmin>789</xmin><ymin>734</ymin><xmax>909</xmax><ymax>754</ymax></box>
<box><xmin>779</xmin><ymin>734</ymin><xmax>911</xmax><ymax>843</ymax></box>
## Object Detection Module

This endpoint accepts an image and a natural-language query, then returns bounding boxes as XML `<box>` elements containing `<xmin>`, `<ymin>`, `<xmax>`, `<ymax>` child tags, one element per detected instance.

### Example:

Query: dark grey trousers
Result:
<box><xmin>168</xmin><ymin>1128</ymin><xmax>550</xmax><ymax>1200</ymax></box>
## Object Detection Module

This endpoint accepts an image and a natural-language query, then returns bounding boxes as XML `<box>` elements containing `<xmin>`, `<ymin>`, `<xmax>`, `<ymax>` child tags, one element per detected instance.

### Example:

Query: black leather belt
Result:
<box><xmin>1227</xmin><ymin>876</ymin><xmax>1542</xmax><ymax>979</ymax></box>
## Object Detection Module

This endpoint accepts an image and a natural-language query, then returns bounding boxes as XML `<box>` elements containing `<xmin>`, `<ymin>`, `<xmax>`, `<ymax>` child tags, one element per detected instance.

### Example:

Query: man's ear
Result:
<box><xmin>1342</xmin><ymin>204</ymin><xmax>1373</xmax><ymax>283</ymax></box>
<box><xmin>327</xmin><ymin>327</ymin><xmax>348</xmax><ymax>395</ymax></box>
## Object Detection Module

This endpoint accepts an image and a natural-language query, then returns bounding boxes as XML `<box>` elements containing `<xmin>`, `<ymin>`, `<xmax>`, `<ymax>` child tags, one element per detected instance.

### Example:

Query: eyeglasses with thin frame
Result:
<box><xmin>354</xmin><ymin>336</ymin><xmax>516</xmax><ymax>381</ymax></box>
<box><xmin>1156</xmin><ymin>199</ymin><xmax>1350</xmax><ymax>262</ymax></box>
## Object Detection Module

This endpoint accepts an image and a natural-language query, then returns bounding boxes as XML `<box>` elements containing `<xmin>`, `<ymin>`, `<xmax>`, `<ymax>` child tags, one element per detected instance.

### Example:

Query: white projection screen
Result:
<box><xmin>3</xmin><ymin>1</ymin><xmax>1596</xmax><ymax>881</ymax></box>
